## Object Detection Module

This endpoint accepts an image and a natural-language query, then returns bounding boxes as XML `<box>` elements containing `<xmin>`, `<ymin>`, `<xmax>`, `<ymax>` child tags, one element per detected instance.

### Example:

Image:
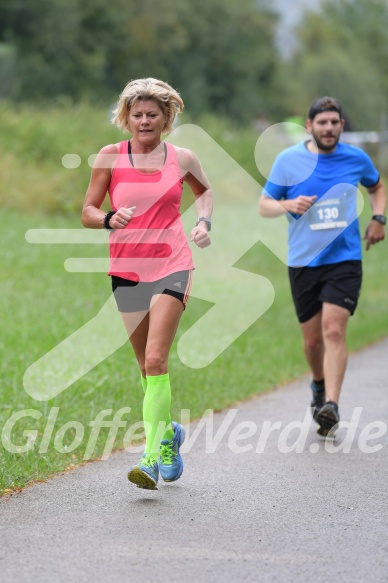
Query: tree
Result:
<box><xmin>281</xmin><ymin>0</ymin><xmax>388</xmax><ymax>128</ymax></box>
<box><xmin>0</xmin><ymin>0</ymin><xmax>281</xmax><ymax>122</ymax></box>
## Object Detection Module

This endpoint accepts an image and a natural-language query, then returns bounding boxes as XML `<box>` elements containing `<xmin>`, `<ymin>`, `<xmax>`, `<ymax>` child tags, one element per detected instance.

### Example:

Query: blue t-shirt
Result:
<box><xmin>263</xmin><ymin>141</ymin><xmax>379</xmax><ymax>267</ymax></box>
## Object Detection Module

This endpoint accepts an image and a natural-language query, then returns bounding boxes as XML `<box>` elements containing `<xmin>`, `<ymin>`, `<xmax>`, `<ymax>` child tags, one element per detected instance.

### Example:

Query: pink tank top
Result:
<box><xmin>107</xmin><ymin>141</ymin><xmax>194</xmax><ymax>282</ymax></box>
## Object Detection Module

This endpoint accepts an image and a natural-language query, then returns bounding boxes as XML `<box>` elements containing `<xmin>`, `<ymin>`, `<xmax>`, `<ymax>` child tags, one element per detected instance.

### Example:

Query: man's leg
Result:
<box><xmin>314</xmin><ymin>302</ymin><xmax>350</xmax><ymax>433</ymax></box>
<box><xmin>300</xmin><ymin>310</ymin><xmax>324</xmax><ymax>381</ymax></box>
<box><xmin>321</xmin><ymin>301</ymin><xmax>350</xmax><ymax>405</ymax></box>
<box><xmin>300</xmin><ymin>311</ymin><xmax>326</xmax><ymax>420</ymax></box>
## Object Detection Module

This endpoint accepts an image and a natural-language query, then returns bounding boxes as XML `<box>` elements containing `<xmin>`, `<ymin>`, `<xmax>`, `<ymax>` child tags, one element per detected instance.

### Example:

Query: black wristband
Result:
<box><xmin>103</xmin><ymin>211</ymin><xmax>116</xmax><ymax>230</ymax></box>
<box><xmin>372</xmin><ymin>214</ymin><xmax>386</xmax><ymax>225</ymax></box>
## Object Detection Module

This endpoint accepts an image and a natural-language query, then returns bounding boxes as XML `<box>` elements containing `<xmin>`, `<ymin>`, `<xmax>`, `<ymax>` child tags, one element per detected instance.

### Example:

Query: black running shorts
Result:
<box><xmin>111</xmin><ymin>270</ymin><xmax>192</xmax><ymax>313</ymax></box>
<box><xmin>288</xmin><ymin>260</ymin><xmax>362</xmax><ymax>323</ymax></box>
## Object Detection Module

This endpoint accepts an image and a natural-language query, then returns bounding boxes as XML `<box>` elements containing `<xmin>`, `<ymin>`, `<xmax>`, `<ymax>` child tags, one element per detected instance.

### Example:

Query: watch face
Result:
<box><xmin>374</xmin><ymin>215</ymin><xmax>386</xmax><ymax>225</ymax></box>
<box><xmin>196</xmin><ymin>218</ymin><xmax>211</xmax><ymax>230</ymax></box>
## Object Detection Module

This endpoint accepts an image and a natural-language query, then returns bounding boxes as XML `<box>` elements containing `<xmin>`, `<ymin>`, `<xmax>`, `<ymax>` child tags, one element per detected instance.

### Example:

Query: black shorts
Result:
<box><xmin>288</xmin><ymin>261</ymin><xmax>362</xmax><ymax>323</ymax></box>
<box><xmin>111</xmin><ymin>270</ymin><xmax>192</xmax><ymax>313</ymax></box>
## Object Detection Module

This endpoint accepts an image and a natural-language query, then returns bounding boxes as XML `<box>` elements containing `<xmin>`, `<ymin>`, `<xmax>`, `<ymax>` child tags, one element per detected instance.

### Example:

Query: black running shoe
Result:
<box><xmin>310</xmin><ymin>382</ymin><xmax>325</xmax><ymax>422</ymax></box>
<box><xmin>316</xmin><ymin>401</ymin><xmax>340</xmax><ymax>431</ymax></box>
<box><xmin>317</xmin><ymin>425</ymin><xmax>336</xmax><ymax>438</ymax></box>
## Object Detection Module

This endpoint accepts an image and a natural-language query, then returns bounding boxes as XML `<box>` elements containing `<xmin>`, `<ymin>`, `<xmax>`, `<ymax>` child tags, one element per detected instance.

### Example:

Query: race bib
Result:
<box><xmin>309</xmin><ymin>198</ymin><xmax>347</xmax><ymax>231</ymax></box>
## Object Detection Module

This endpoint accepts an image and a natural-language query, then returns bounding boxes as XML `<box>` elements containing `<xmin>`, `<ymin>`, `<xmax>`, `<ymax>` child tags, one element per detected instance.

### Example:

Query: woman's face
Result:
<box><xmin>127</xmin><ymin>100</ymin><xmax>167</xmax><ymax>146</ymax></box>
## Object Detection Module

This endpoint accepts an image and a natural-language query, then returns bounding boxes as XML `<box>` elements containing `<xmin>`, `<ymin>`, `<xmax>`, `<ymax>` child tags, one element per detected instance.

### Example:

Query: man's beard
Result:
<box><xmin>311</xmin><ymin>131</ymin><xmax>340</xmax><ymax>152</ymax></box>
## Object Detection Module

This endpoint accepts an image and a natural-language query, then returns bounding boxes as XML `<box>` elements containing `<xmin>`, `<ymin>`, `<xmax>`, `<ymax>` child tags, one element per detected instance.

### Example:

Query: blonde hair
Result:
<box><xmin>112</xmin><ymin>78</ymin><xmax>184</xmax><ymax>133</ymax></box>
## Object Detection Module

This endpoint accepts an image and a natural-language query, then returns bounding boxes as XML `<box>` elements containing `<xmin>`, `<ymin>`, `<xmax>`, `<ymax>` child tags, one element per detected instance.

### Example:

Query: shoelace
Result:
<box><xmin>160</xmin><ymin>442</ymin><xmax>176</xmax><ymax>464</ymax></box>
<box><xmin>141</xmin><ymin>454</ymin><xmax>157</xmax><ymax>468</ymax></box>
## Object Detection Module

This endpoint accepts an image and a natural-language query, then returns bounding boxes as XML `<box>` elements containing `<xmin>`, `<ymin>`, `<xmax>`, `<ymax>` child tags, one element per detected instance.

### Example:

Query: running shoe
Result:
<box><xmin>316</xmin><ymin>401</ymin><xmax>340</xmax><ymax>431</ymax></box>
<box><xmin>317</xmin><ymin>425</ymin><xmax>337</xmax><ymax>438</ymax></box>
<box><xmin>128</xmin><ymin>454</ymin><xmax>159</xmax><ymax>490</ymax></box>
<box><xmin>159</xmin><ymin>422</ymin><xmax>186</xmax><ymax>482</ymax></box>
<box><xmin>310</xmin><ymin>381</ymin><xmax>325</xmax><ymax>422</ymax></box>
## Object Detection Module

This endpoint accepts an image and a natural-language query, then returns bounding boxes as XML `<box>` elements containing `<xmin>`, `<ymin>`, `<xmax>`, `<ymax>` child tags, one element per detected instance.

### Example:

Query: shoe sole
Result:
<box><xmin>317</xmin><ymin>426</ymin><xmax>336</xmax><ymax>438</ymax></box>
<box><xmin>127</xmin><ymin>467</ymin><xmax>158</xmax><ymax>490</ymax></box>
<box><xmin>316</xmin><ymin>406</ymin><xmax>339</xmax><ymax>431</ymax></box>
<box><xmin>160</xmin><ymin>425</ymin><xmax>185</xmax><ymax>483</ymax></box>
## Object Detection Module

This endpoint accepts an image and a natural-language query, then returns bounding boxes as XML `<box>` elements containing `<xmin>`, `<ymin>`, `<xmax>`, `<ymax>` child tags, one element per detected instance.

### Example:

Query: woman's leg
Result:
<box><xmin>142</xmin><ymin>294</ymin><xmax>184</xmax><ymax>454</ymax></box>
<box><xmin>122</xmin><ymin>294</ymin><xmax>183</xmax><ymax>460</ymax></box>
<box><xmin>145</xmin><ymin>293</ymin><xmax>184</xmax><ymax>376</ymax></box>
<box><xmin>120</xmin><ymin>309</ymin><xmax>149</xmax><ymax>380</ymax></box>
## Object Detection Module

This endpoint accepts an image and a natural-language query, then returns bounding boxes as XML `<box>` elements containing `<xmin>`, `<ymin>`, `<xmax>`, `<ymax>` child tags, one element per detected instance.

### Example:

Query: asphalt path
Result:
<box><xmin>1</xmin><ymin>338</ymin><xmax>387</xmax><ymax>583</ymax></box>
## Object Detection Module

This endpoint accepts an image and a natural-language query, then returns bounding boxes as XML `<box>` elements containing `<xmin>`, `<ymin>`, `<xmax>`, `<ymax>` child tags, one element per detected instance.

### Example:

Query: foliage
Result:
<box><xmin>283</xmin><ymin>0</ymin><xmax>388</xmax><ymax>128</ymax></box>
<box><xmin>2</xmin><ymin>0</ymin><xmax>388</xmax><ymax>127</ymax></box>
<box><xmin>0</xmin><ymin>102</ymin><xmax>264</xmax><ymax>215</ymax></box>
<box><xmin>0</xmin><ymin>101</ymin><xmax>121</xmax><ymax>215</ymax></box>
<box><xmin>0</xmin><ymin>0</ymin><xmax>279</xmax><ymax>123</ymax></box>
<box><xmin>2</xmin><ymin>0</ymin><xmax>388</xmax><ymax>129</ymax></box>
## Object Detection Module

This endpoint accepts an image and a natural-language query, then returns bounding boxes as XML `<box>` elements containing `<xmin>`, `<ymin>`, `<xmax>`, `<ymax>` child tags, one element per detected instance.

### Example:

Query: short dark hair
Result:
<box><xmin>308</xmin><ymin>96</ymin><xmax>342</xmax><ymax>121</ymax></box>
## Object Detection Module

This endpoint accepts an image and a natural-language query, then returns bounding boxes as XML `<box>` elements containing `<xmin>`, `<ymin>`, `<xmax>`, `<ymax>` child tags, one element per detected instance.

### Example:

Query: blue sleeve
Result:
<box><xmin>263</xmin><ymin>153</ymin><xmax>288</xmax><ymax>200</ymax></box>
<box><xmin>359</xmin><ymin>150</ymin><xmax>380</xmax><ymax>187</ymax></box>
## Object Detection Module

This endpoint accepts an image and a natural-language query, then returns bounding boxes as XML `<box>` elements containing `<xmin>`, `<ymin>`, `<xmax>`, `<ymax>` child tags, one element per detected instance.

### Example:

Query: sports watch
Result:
<box><xmin>196</xmin><ymin>217</ymin><xmax>212</xmax><ymax>231</ymax></box>
<box><xmin>372</xmin><ymin>214</ymin><xmax>386</xmax><ymax>225</ymax></box>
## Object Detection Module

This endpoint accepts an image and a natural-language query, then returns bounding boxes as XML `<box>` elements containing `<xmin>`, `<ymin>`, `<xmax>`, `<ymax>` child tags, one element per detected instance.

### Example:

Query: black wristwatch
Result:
<box><xmin>196</xmin><ymin>217</ymin><xmax>212</xmax><ymax>231</ymax></box>
<box><xmin>372</xmin><ymin>214</ymin><xmax>386</xmax><ymax>225</ymax></box>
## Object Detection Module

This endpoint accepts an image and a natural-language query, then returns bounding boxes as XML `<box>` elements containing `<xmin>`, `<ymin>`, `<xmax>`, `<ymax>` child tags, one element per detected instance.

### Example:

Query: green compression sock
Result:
<box><xmin>140</xmin><ymin>375</ymin><xmax>147</xmax><ymax>394</ymax></box>
<box><xmin>143</xmin><ymin>373</ymin><xmax>174</xmax><ymax>459</ymax></box>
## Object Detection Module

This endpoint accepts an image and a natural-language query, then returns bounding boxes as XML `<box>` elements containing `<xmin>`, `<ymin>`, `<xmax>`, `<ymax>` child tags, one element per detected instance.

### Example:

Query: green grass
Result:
<box><xmin>0</xmin><ymin>102</ymin><xmax>123</xmax><ymax>215</ymax></box>
<box><xmin>0</xmin><ymin>102</ymin><xmax>261</xmax><ymax>216</ymax></box>
<box><xmin>1</xmin><ymin>204</ymin><xmax>387</xmax><ymax>495</ymax></box>
<box><xmin>0</xmin><ymin>103</ymin><xmax>387</xmax><ymax>495</ymax></box>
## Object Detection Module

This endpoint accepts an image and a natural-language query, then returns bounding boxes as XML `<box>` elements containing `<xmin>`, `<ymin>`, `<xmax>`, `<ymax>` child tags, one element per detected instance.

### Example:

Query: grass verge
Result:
<box><xmin>1</xmin><ymin>202</ymin><xmax>387</xmax><ymax>495</ymax></box>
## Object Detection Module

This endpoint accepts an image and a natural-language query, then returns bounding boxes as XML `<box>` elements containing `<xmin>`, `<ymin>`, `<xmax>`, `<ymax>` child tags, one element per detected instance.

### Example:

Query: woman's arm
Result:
<box><xmin>176</xmin><ymin>147</ymin><xmax>213</xmax><ymax>248</ymax></box>
<box><xmin>81</xmin><ymin>143</ymin><xmax>136</xmax><ymax>230</ymax></box>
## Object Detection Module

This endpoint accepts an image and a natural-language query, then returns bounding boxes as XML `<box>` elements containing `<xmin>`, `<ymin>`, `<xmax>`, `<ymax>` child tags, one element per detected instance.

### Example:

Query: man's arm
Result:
<box><xmin>259</xmin><ymin>194</ymin><xmax>317</xmax><ymax>217</ymax></box>
<box><xmin>363</xmin><ymin>178</ymin><xmax>386</xmax><ymax>250</ymax></box>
